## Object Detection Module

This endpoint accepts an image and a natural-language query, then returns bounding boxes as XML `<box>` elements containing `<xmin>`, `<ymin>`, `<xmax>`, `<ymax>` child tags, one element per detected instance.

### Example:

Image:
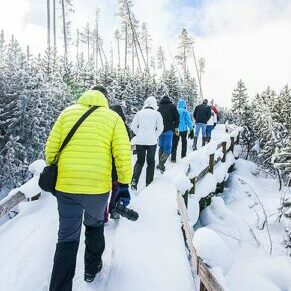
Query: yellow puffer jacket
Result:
<box><xmin>45</xmin><ymin>90</ymin><xmax>132</xmax><ymax>194</ymax></box>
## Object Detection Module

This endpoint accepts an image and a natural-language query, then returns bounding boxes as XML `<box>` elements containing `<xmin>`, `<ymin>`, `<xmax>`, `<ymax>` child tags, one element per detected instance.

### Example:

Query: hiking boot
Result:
<box><xmin>202</xmin><ymin>137</ymin><xmax>207</xmax><ymax>146</ymax></box>
<box><xmin>156</xmin><ymin>163</ymin><xmax>165</xmax><ymax>173</ymax></box>
<box><xmin>84</xmin><ymin>261</ymin><xmax>102</xmax><ymax>283</ymax></box>
<box><xmin>157</xmin><ymin>152</ymin><xmax>169</xmax><ymax>173</ymax></box>
<box><xmin>193</xmin><ymin>137</ymin><xmax>198</xmax><ymax>150</ymax></box>
<box><xmin>131</xmin><ymin>180</ymin><xmax>137</xmax><ymax>191</ymax></box>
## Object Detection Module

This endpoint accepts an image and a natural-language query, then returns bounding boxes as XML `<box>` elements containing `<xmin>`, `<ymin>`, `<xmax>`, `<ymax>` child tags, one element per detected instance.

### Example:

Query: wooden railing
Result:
<box><xmin>177</xmin><ymin>130</ymin><xmax>240</xmax><ymax>291</ymax></box>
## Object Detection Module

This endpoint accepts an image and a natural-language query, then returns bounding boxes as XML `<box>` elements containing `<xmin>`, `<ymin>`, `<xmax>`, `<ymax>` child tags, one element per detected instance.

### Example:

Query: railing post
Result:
<box><xmin>230</xmin><ymin>137</ymin><xmax>235</xmax><ymax>153</ymax></box>
<box><xmin>222</xmin><ymin>142</ymin><xmax>227</xmax><ymax>162</ymax></box>
<box><xmin>209</xmin><ymin>153</ymin><xmax>215</xmax><ymax>174</ymax></box>
<box><xmin>189</xmin><ymin>177</ymin><xmax>197</xmax><ymax>195</ymax></box>
<box><xmin>200</xmin><ymin>282</ymin><xmax>207</xmax><ymax>291</ymax></box>
<box><xmin>236</xmin><ymin>133</ymin><xmax>240</xmax><ymax>145</ymax></box>
<box><xmin>182</xmin><ymin>190</ymin><xmax>189</xmax><ymax>208</ymax></box>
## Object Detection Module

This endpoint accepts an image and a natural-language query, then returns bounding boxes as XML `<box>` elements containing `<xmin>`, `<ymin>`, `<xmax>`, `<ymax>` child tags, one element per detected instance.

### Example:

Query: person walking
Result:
<box><xmin>171</xmin><ymin>98</ymin><xmax>194</xmax><ymax>162</ymax></box>
<box><xmin>156</xmin><ymin>95</ymin><xmax>179</xmax><ymax>173</ymax></box>
<box><xmin>211</xmin><ymin>101</ymin><xmax>219</xmax><ymax>127</ymax></box>
<box><xmin>206</xmin><ymin>106</ymin><xmax>215</xmax><ymax>143</ymax></box>
<box><xmin>46</xmin><ymin>86</ymin><xmax>132</xmax><ymax>290</ymax></box>
<box><xmin>130</xmin><ymin>96</ymin><xmax>164</xmax><ymax>190</ymax></box>
<box><xmin>104</xmin><ymin>104</ymin><xmax>131</xmax><ymax>222</ymax></box>
<box><xmin>193</xmin><ymin>99</ymin><xmax>212</xmax><ymax>150</ymax></box>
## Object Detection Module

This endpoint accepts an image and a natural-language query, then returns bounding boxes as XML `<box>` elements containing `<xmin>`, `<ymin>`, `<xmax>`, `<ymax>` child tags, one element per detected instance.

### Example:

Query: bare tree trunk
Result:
<box><xmin>47</xmin><ymin>0</ymin><xmax>51</xmax><ymax>50</ymax></box>
<box><xmin>95</xmin><ymin>9</ymin><xmax>100</xmax><ymax>71</ymax></box>
<box><xmin>76</xmin><ymin>29</ymin><xmax>80</xmax><ymax>66</ymax></box>
<box><xmin>99</xmin><ymin>47</ymin><xmax>104</xmax><ymax>68</ymax></box>
<box><xmin>192</xmin><ymin>45</ymin><xmax>203</xmax><ymax>101</ymax></box>
<box><xmin>61</xmin><ymin>0</ymin><xmax>68</xmax><ymax>63</ymax></box>
<box><xmin>117</xmin><ymin>37</ymin><xmax>121</xmax><ymax>68</ymax></box>
<box><xmin>132</xmin><ymin>40</ymin><xmax>135</xmax><ymax>73</ymax></box>
<box><xmin>53</xmin><ymin>0</ymin><xmax>57</xmax><ymax>48</ymax></box>
<box><xmin>145</xmin><ymin>34</ymin><xmax>149</xmax><ymax>69</ymax></box>
<box><xmin>110</xmin><ymin>46</ymin><xmax>114</xmax><ymax>69</ymax></box>
<box><xmin>125</xmin><ymin>26</ymin><xmax>128</xmax><ymax>70</ymax></box>
<box><xmin>124</xmin><ymin>0</ymin><xmax>144</xmax><ymax>71</ymax></box>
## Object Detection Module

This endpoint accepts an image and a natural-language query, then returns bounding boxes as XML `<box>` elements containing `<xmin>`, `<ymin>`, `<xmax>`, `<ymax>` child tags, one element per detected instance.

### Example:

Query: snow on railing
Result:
<box><xmin>175</xmin><ymin>125</ymin><xmax>242</xmax><ymax>291</ymax></box>
<box><xmin>0</xmin><ymin>160</ymin><xmax>46</xmax><ymax>220</ymax></box>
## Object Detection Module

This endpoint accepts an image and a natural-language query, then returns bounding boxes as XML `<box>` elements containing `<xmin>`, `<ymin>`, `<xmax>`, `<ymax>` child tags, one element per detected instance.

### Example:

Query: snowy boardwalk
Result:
<box><xmin>0</xmin><ymin>138</ymin><xmax>204</xmax><ymax>291</ymax></box>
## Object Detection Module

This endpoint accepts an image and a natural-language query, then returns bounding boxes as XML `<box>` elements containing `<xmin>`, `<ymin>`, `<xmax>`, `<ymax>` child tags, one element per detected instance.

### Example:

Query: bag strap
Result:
<box><xmin>52</xmin><ymin>106</ymin><xmax>98</xmax><ymax>163</ymax></box>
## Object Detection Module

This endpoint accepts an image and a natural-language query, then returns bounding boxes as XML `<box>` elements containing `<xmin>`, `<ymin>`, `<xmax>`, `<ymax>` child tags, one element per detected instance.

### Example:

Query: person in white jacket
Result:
<box><xmin>130</xmin><ymin>96</ymin><xmax>164</xmax><ymax>190</ymax></box>
<box><xmin>206</xmin><ymin>106</ymin><xmax>216</xmax><ymax>143</ymax></box>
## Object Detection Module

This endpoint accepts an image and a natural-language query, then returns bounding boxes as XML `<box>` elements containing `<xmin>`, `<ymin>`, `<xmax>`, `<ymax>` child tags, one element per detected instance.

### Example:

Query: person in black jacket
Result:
<box><xmin>157</xmin><ymin>96</ymin><xmax>180</xmax><ymax>173</ymax></box>
<box><xmin>104</xmin><ymin>104</ymin><xmax>131</xmax><ymax>222</ymax></box>
<box><xmin>193</xmin><ymin>99</ymin><xmax>211</xmax><ymax>150</ymax></box>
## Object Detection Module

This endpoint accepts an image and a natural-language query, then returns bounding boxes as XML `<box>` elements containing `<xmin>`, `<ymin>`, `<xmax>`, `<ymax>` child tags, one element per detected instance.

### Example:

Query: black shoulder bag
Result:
<box><xmin>39</xmin><ymin>106</ymin><xmax>98</xmax><ymax>193</ymax></box>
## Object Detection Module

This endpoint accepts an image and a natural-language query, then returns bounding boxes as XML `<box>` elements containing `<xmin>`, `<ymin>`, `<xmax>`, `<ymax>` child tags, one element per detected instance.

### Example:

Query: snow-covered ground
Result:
<box><xmin>1</xmin><ymin>125</ymin><xmax>290</xmax><ymax>291</ymax></box>
<box><xmin>194</xmin><ymin>158</ymin><xmax>291</xmax><ymax>291</ymax></box>
<box><xmin>0</xmin><ymin>140</ymin><xmax>198</xmax><ymax>291</ymax></box>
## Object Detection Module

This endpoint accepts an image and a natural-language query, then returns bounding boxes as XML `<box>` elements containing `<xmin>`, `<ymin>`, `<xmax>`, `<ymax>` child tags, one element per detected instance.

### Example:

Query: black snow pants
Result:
<box><xmin>171</xmin><ymin>131</ymin><xmax>188</xmax><ymax>161</ymax></box>
<box><xmin>132</xmin><ymin>145</ymin><xmax>157</xmax><ymax>186</ymax></box>
<box><xmin>49</xmin><ymin>191</ymin><xmax>109</xmax><ymax>291</ymax></box>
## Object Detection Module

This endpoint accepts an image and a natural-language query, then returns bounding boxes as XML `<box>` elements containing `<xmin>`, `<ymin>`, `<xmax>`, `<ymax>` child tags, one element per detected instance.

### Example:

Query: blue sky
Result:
<box><xmin>0</xmin><ymin>0</ymin><xmax>291</xmax><ymax>105</ymax></box>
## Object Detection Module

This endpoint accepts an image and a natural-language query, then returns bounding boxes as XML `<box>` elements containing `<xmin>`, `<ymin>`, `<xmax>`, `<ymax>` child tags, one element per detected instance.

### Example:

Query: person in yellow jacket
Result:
<box><xmin>47</xmin><ymin>85</ymin><xmax>132</xmax><ymax>291</ymax></box>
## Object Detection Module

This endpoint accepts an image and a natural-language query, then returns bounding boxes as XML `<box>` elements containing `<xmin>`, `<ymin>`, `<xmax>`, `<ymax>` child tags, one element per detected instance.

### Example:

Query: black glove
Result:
<box><xmin>188</xmin><ymin>129</ymin><xmax>194</xmax><ymax>139</ymax></box>
<box><xmin>117</xmin><ymin>183</ymin><xmax>131</xmax><ymax>206</ymax></box>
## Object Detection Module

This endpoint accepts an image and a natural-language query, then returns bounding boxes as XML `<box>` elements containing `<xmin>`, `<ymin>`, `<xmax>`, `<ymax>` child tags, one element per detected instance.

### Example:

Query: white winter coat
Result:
<box><xmin>131</xmin><ymin>96</ymin><xmax>164</xmax><ymax>146</ymax></box>
<box><xmin>207</xmin><ymin>109</ymin><xmax>215</xmax><ymax>126</ymax></box>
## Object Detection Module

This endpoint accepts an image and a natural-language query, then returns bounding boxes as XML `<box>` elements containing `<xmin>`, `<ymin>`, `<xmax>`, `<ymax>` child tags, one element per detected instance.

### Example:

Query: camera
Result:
<box><xmin>111</xmin><ymin>200</ymin><xmax>139</xmax><ymax>221</ymax></box>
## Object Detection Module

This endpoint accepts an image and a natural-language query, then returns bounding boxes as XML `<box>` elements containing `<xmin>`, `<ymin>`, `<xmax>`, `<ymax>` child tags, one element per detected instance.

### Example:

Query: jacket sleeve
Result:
<box><xmin>130</xmin><ymin>113</ymin><xmax>139</xmax><ymax>135</ymax></box>
<box><xmin>193</xmin><ymin>106</ymin><xmax>197</xmax><ymax>121</ymax></box>
<box><xmin>112</xmin><ymin>116</ymin><xmax>133</xmax><ymax>184</ymax></box>
<box><xmin>45</xmin><ymin>113</ymin><xmax>63</xmax><ymax>165</ymax></box>
<box><xmin>173</xmin><ymin>106</ymin><xmax>180</xmax><ymax>129</ymax></box>
<box><xmin>186</xmin><ymin>112</ymin><xmax>193</xmax><ymax>130</ymax></box>
<box><xmin>156</xmin><ymin>112</ymin><xmax>164</xmax><ymax>137</ymax></box>
<box><xmin>206</xmin><ymin>107</ymin><xmax>212</xmax><ymax>121</ymax></box>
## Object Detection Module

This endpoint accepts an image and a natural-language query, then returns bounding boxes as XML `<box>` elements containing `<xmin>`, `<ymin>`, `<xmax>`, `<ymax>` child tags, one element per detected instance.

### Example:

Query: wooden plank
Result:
<box><xmin>177</xmin><ymin>193</ymin><xmax>225</xmax><ymax>291</ymax></box>
<box><xmin>198</xmin><ymin>258</ymin><xmax>224</xmax><ymax>291</ymax></box>
<box><xmin>197</xmin><ymin>167</ymin><xmax>209</xmax><ymax>183</ymax></box>
<box><xmin>177</xmin><ymin>193</ymin><xmax>198</xmax><ymax>270</ymax></box>
<box><xmin>189</xmin><ymin>177</ymin><xmax>197</xmax><ymax>195</ymax></box>
<box><xmin>209</xmin><ymin>154</ymin><xmax>215</xmax><ymax>174</ymax></box>
<box><xmin>0</xmin><ymin>192</ymin><xmax>26</xmax><ymax>219</ymax></box>
<box><xmin>222</xmin><ymin>142</ymin><xmax>227</xmax><ymax>162</ymax></box>
<box><xmin>183</xmin><ymin>190</ymin><xmax>189</xmax><ymax>208</ymax></box>
<box><xmin>230</xmin><ymin>137</ymin><xmax>235</xmax><ymax>153</ymax></box>
<box><xmin>216</xmin><ymin>142</ymin><xmax>223</xmax><ymax>150</ymax></box>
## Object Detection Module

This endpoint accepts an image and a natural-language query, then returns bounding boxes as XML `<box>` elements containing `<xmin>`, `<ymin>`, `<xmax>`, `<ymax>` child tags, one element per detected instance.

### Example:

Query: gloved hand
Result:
<box><xmin>188</xmin><ymin>129</ymin><xmax>194</xmax><ymax>139</ymax></box>
<box><xmin>117</xmin><ymin>183</ymin><xmax>131</xmax><ymax>206</ymax></box>
<box><xmin>175</xmin><ymin>128</ymin><xmax>180</xmax><ymax>137</ymax></box>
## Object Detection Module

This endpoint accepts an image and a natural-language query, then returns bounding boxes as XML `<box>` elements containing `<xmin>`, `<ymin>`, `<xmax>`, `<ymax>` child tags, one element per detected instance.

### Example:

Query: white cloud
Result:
<box><xmin>0</xmin><ymin>0</ymin><xmax>290</xmax><ymax>107</ymax></box>
<box><xmin>184</xmin><ymin>0</ymin><xmax>291</xmax><ymax>106</ymax></box>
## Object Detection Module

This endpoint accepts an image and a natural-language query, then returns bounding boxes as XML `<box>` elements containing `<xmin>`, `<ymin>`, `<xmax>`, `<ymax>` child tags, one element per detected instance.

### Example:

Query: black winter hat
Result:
<box><xmin>91</xmin><ymin>85</ymin><xmax>108</xmax><ymax>98</ymax></box>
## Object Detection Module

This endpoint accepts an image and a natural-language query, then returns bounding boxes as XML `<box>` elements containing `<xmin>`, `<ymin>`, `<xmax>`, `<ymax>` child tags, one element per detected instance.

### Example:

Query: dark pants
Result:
<box><xmin>159</xmin><ymin>130</ymin><xmax>174</xmax><ymax>154</ymax></box>
<box><xmin>49</xmin><ymin>191</ymin><xmax>109</xmax><ymax>291</ymax></box>
<box><xmin>171</xmin><ymin>131</ymin><xmax>187</xmax><ymax>161</ymax></box>
<box><xmin>206</xmin><ymin>125</ymin><xmax>214</xmax><ymax>138</ymax></box>
<box><xmin>133</xmin><ymin>145</ymin><xmax>157</xmax><ymax>186</ymax></box>
<box><xmin>104</xmin><ymin>181</ymin><xmax>119</xmax><ymax>222</ymax></box>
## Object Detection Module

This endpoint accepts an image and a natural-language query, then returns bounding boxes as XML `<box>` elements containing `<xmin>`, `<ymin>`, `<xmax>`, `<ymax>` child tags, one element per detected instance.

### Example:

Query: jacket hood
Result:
<box><xmin>143</xmin><ymin>96</ymin><xmax>158</xmax><ymax>110</ymax></box>
<box><xmin>78</xmin><ymin>90</ymin><xmax>109</xmax><ymax>107</ymax></box>
<box><xmin>159</xmin><ymin>96</ymin><xmax>172</xmax><ymax>105</ymax></box>
<box><xmin>177</xmin><ymin>98</ymin><xmax>187</xmax><ymax>109</ymax></box>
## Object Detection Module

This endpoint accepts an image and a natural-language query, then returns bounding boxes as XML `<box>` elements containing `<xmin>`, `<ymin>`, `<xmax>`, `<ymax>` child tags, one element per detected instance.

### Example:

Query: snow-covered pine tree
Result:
<box><xmin>231</xmin><ymin>80</ymin><xmax>255</xmax><ymax>157</ymax></box>
<box><xmin>158</xmin><ymin>65</ymin><xmax>181</xmax><ymax>102</ymax></box>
